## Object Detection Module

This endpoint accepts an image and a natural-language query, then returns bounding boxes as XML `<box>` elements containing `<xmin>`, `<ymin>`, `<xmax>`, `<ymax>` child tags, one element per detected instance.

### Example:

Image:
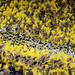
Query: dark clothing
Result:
<box><xmin>26</xmin><ymin>70</ymin><xmax>33</xmax><ymax>75</ymax></box>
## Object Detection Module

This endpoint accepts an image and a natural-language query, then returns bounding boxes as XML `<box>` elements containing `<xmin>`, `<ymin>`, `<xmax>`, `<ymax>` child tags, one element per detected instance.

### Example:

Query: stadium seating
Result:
<box><xmin>0</xmin><ymin>0</ymin><xmax>75</xmax><ymax>75</ymax></box>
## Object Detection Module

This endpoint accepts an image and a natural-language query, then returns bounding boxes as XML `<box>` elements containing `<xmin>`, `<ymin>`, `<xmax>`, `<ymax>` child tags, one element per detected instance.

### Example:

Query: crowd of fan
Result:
<box><xmin>0</xmin><ymin>0</ymin><xmax>75</xmax><ymax>45</ymax></box>
<box><xmin>0</xmin><ymin>41</ymin><xmax>75</xmax><ymax>75</ymax></box>
<box><xmin>0</xmin><ymin>0</ymin><xmax>75</xmax><ymax>75</ymax></box>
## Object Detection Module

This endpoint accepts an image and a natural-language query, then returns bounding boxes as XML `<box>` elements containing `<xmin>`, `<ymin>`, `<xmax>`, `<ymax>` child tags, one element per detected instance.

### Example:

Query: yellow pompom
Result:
<box><xmin>3</xmin><ymin>65</ymin><xmax>8</xmax><ymax>70</ymax></box>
